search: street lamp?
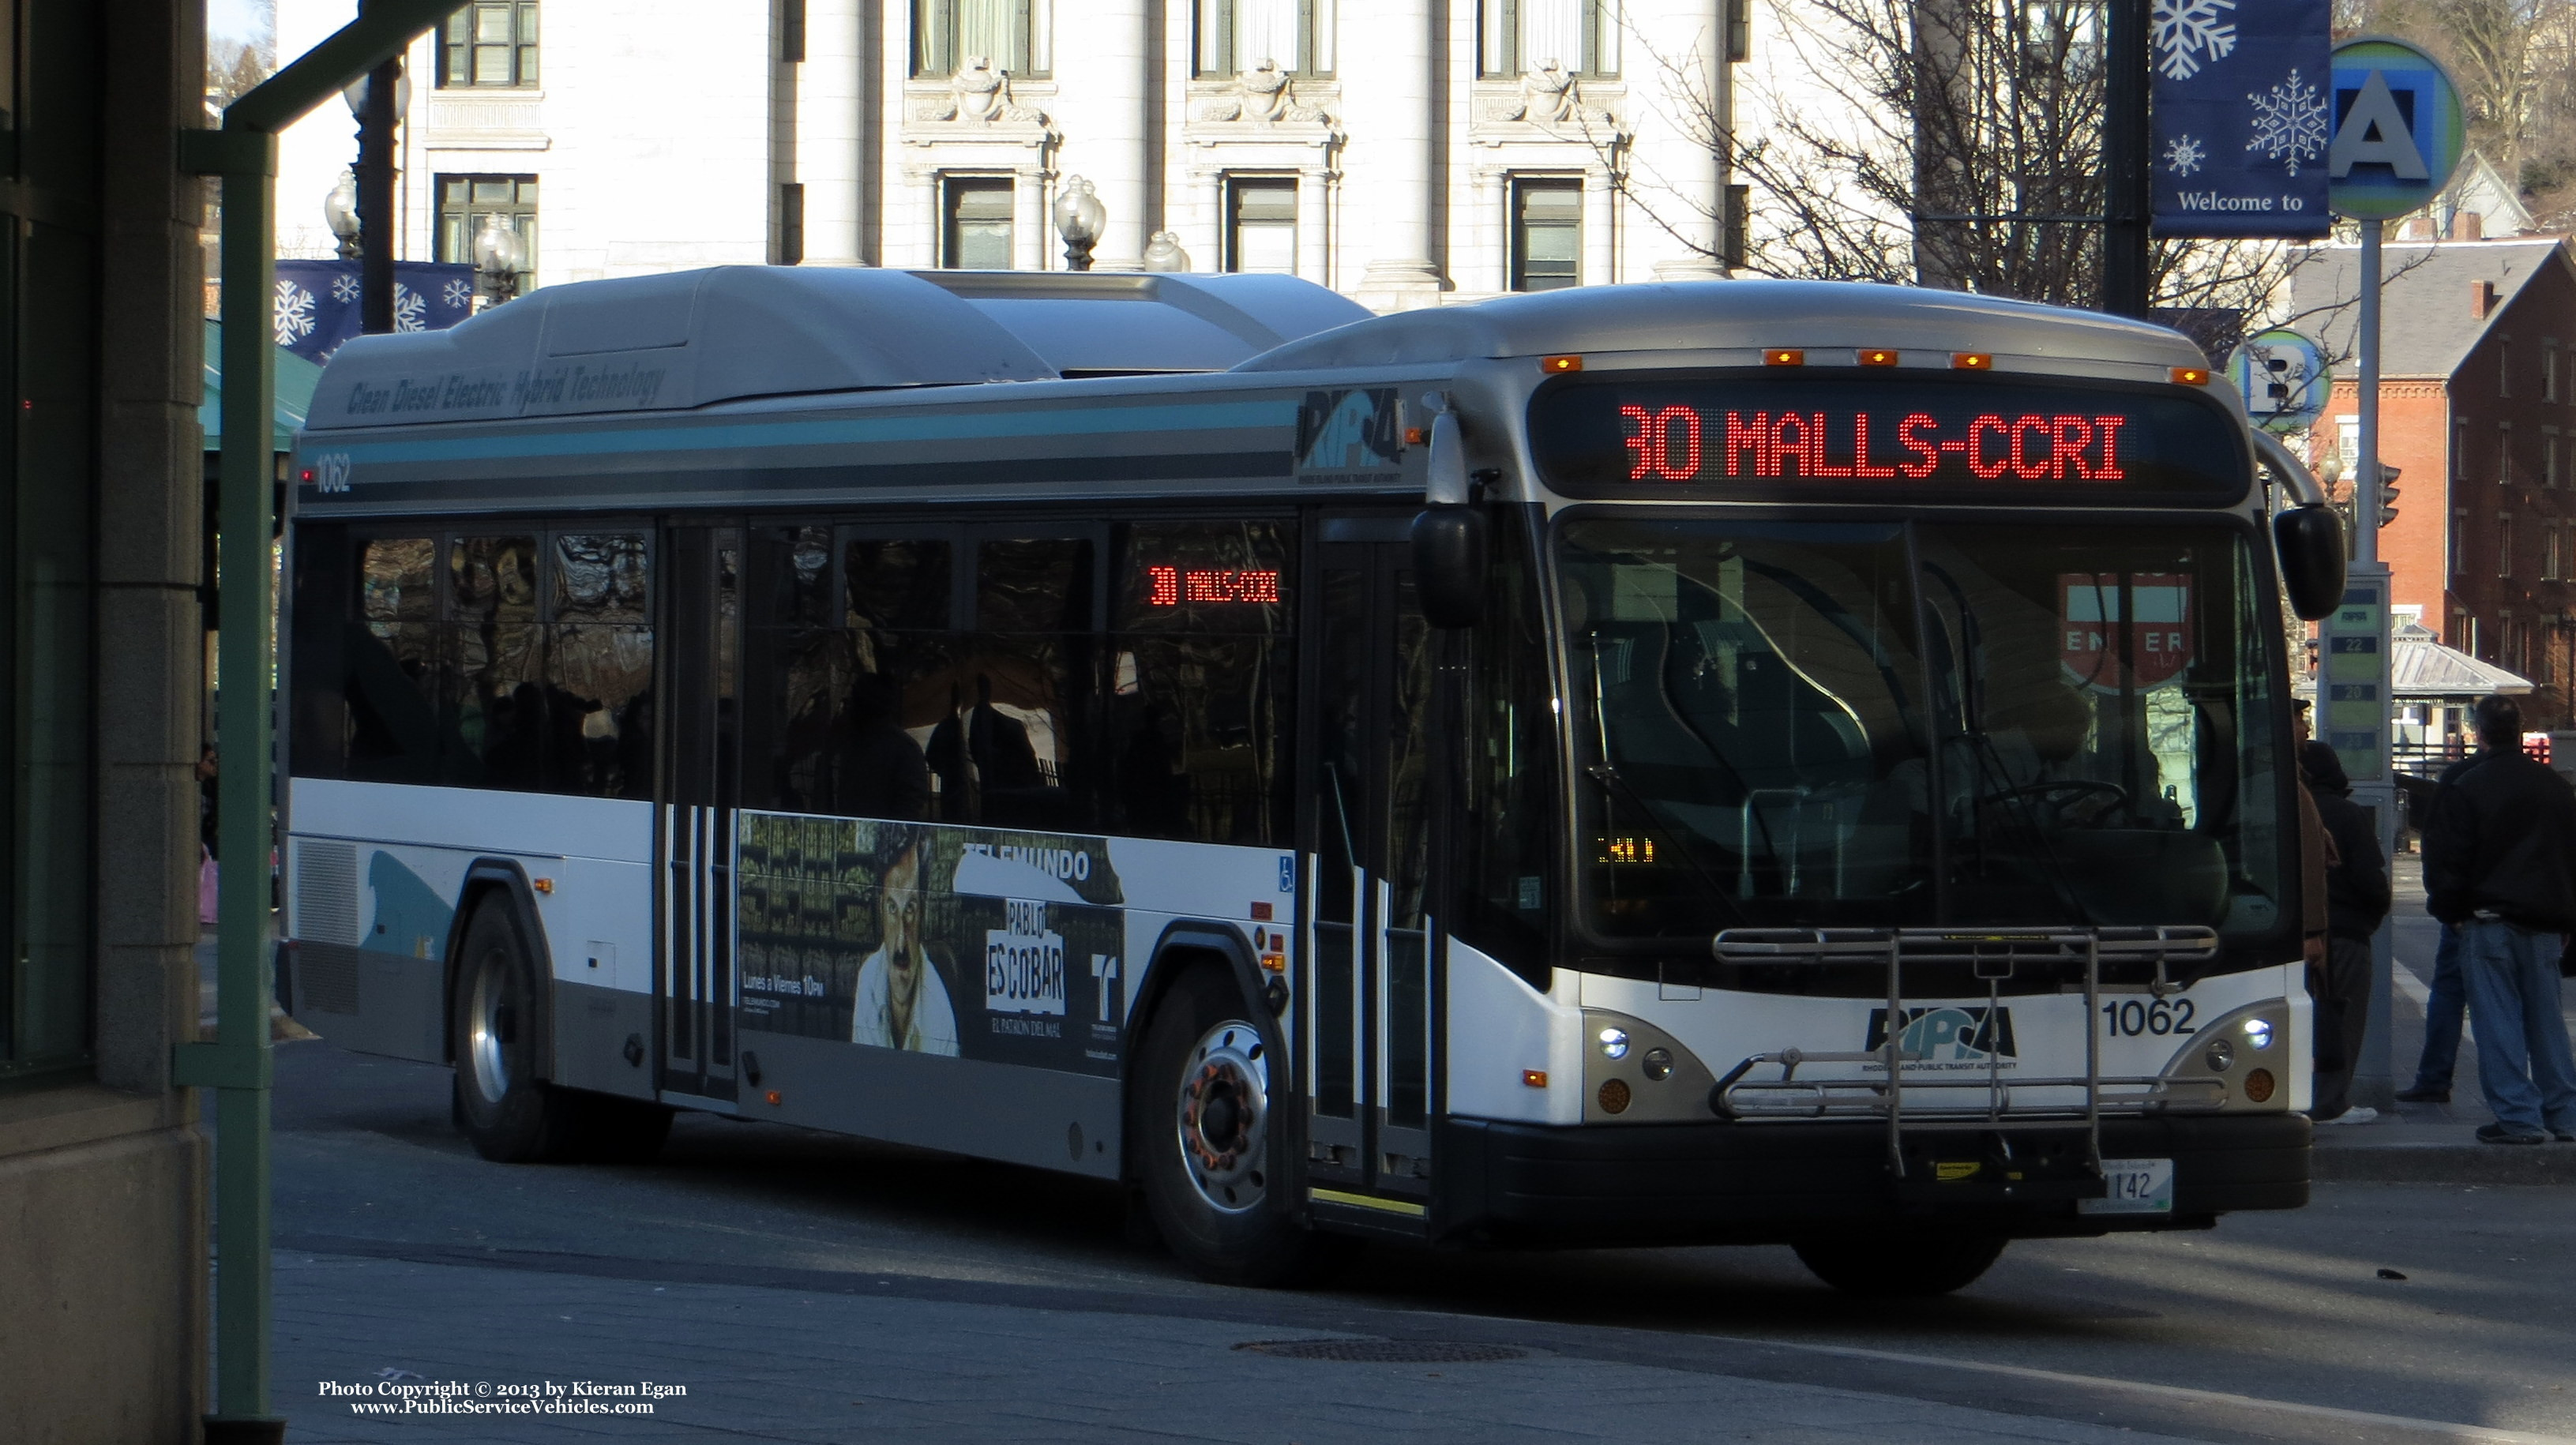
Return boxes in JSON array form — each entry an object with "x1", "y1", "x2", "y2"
[
  {"x1": 472, "y1": 213, "x2": 527, "y2": 305},
  {"x1": 324, "y1": 168, "x2": 361, "y2": 260},
  {"x1": 342, "y1": 60, "x2": 410, "y2": 333},
  {"x1": 1053, "y1": 176, "x2": 1105, "y2": 272},
  {"x1": 340, "y1": 68, "x2": 412, "y2": 122},
  {"x1": 1143, "y1": 231, "x2": 1191, "y2": 272}
]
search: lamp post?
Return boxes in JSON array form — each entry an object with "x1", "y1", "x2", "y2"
[
  {"x1": 342, "y1": 60, "x2": 408, "y2": 332},
  {"x1": 1142, "y1": 231, "x2": 1190, "y2": 272},
  {"x1": 324, "y1": 168, "x2": 361, "y2": 260},
  {"x1": 1054, "y1": 175, "x2": 1105, "y2": 272},
  {"x1": 472, "y1": 212, "x2": 527, "y2": 305}
]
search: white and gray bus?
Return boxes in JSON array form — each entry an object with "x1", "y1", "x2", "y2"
[{"x1": 280, "y1": 266, "x2": 2345, "y2": 1293}]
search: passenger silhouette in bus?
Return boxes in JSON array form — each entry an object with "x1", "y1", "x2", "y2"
[
  {"x1": 1117, "y1": 697, "x2": 1190, "y2": 836},
  {"x1": 924, "y1": 681, "x2": 973, "y2": 819},
  {"x1": 850, "y1": 829, "x2": 959, "y2": 1055},
  {"x1": 967, "y1": 672, "x2": 1044, "y2": 791},
  {"x1": 834, "y1": 670, "x2": 931, "y2": 820}
]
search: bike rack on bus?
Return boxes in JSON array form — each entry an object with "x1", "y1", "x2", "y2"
[{"x1": 1707, "y1": 926, "x2": 2223, "y2": 1179}]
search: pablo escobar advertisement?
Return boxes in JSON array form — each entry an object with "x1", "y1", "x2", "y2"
[{"x1": 734, "y1": 813, "x2": 1128, "y2": 1075}]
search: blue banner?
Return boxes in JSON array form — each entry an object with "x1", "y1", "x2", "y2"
[
  {"x1": 272, "y1": 260, "x2": 479, "y2": 366},
  {"x1": 2150, "y1": 0, "x2": 2333, "y2": 238}
]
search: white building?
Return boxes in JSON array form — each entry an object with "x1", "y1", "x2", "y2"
[{"x1": 272, "y1": 1, "x2": 1738, "y2": 310}]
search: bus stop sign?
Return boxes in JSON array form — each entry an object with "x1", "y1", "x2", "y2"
[
  {"x1": 2226, "y1": 328, "x2": 2330, "y2": 433},
  {"x1": 2327, "y1": 38, "x2": 2464, "y2": 220}
]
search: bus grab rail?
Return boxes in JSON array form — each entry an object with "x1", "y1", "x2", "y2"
[{"x1": 1706, "y1": 926, "x2": 2221, "y2": 1179}]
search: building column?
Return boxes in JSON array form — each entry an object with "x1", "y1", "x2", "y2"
[
  {"x1": 1296, "y1": 160, "x2": 1331, "y2": 283},
  {"x1": 1341, "y1": 0, "x2": 1443, "y2": 305},
  {"x1": 1468, "y1": 164, "x2": 1508, "y2": 295},
  {"x1": 798, "y1": 0, "x2": 868, "y2": 265},
  {"x1": 1048, "y1": 0, "x2": 1151, "y2": 269},
  {"x1": 1583, "y1": 163, "x2": 1617, "y2": 286},
  {"x1": 1633, "y1": 0, "x2": 1726, "y2": 280},
  {"x1": 1016, "y1": 165, "x2": 1051, "y2": 269}
]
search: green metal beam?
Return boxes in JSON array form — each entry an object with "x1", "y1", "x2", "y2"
[{"x1": 182, "y1": 4, "x2": 463, "y2": 1438}]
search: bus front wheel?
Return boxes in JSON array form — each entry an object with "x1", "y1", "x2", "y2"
[
  {"x1": 1793, "y1": 1234, "x2": 2007, "y2": 1297},
  {"x1": 1133, "y1": 965, "x2": 1316, "y2": 1287},
  {"x1": 450, "y1": 898, "x2": 580, "y2": 1163}
]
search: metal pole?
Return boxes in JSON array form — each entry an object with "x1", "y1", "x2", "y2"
[
  {"x1": 2351, "y1": 217, "x2": 2398, "y2": 1110},
  {"x1": 178, "y1": 12, "x2": 467, "y2": 1441},
  {"x1": 2101, "y1": 0, "x2": 2154, "y2": 317},
  {"x1": 358, "y1": 54, "x2": 400, "y2": 333}
]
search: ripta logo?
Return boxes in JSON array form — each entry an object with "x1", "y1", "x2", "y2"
[
  {"x1": 1864, "y1": 1005, "x2": 2018, "y2": 1065},
  {"x1": 1296, "y1": 388, "x2": 1401, "y2": 472}
]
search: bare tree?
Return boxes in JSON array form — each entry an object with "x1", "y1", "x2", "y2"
[{"x1": 1607, "y1": 0, "x2": 2294, "y2": 322}]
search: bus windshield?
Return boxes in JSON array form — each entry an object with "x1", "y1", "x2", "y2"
[{"x1": 1558, "y1": 516, "x2": 2289, "y2": 947}]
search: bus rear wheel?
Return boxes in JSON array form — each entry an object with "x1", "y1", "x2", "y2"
[
  {"x1": 1793, "y1": 1234, "x2": 2007, "y2": 1297},
  {"x1": 450, "y1": 898, "x2": 580, "y2": 1163},
  {"x1": 1133, "y1": 965, "x2": 1316, "y2": 1287}
]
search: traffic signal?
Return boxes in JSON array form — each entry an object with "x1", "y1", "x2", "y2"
[{"x1": 2376, "y1": 463, "x2": 2401, "y2": 527}]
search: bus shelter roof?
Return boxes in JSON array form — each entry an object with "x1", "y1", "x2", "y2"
[
  {"x1": 2390, "y1": 620, "x2": 2533, "y2": 698},
  {"x1": 201, "y1": 319, "x2": 324, "y2": 451}
]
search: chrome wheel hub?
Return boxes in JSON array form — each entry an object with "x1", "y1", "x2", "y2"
[
  {"x1": 1174, "y1": 1019, "x2": 1268, "y2": 1214},
  {"x1": 468, "y1": 955, "x2": 513, "y2": 1102}
]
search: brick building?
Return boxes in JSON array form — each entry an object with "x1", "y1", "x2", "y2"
[{"x1": 2298, "y1": 237, "x2": 2576, "y2": 729}]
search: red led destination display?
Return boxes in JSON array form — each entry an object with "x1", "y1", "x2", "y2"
[
  {"x1": 1143, "y1": 565, "x2": 1280, "y2": 606},
  {"x1": 1530, "y1": 374, "x2": 2246, "y2": 501}
]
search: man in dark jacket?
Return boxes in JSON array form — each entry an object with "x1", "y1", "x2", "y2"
[
  {"x1": 2420, "y1": 696, "x2": 2576, "y2": 1145},
  {"x1": 2300, "y1": 742, "x2": 2390, "y2": 1124}
]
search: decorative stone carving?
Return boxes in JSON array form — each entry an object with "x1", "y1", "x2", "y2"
[
  {"x1": 910, "y1": 58, "x2": 1047, "y2": 125},
  {"x1": 1192, "y1": 60, "x2": 1328, "y2": 126},
  {"x1": 1474, "y1": 62, "x2": 1617, "y2": 130}
]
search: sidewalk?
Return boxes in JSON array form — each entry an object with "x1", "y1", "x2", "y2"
[{"x1": 2308, "y1": 855, "x2": 2576, "y2": 1185}]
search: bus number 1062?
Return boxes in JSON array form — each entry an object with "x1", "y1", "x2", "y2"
[{"x1": 2101, "y1": 998, "x2": 2197, "y2": 1037}]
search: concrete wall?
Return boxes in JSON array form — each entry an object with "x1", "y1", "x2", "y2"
[{"x1": 0, "y1": 0, "x2": 211, "y2": 1439}]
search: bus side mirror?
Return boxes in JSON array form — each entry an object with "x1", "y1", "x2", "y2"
[
  {"x1": 2274, "y1": 505, "x2": 2345, "y2": 621},
  {"x1": 1413, "y1": 506, "x2": 1488, "y2": 629}
]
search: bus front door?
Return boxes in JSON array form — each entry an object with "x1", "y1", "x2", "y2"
[
  {"x1": 1305, "y1": 522, "x2": 1436, "y2": 1208},
  {"x1": 655, "y1": 525, "x2": 741, "y2": 1104}
]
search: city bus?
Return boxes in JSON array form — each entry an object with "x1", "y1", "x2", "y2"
[{"x1": 279, "y1": 265, "x2": 2346, "y2": 1294}]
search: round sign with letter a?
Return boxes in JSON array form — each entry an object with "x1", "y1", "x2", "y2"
[
  {"x1": 2327, "y1": 37, "x2": 2465, "y2": 220},
  {"x1": 2062, "y1": 574, "x2": 2193, "y2": 692}
]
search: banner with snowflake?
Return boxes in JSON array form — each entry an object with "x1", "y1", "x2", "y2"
[
  {"x1": 272, "y1": 261, "x2": 479, "y2": 366},
  {"x1": 2150, "y1": 0, "x2": 2331, "y2": 238}
]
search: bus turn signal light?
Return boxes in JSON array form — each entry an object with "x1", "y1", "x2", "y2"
[
  {"x1": 1764, "y1": 349, "x2": 1804, "y2": 367},
  {"x1": 2172, "y1": 365, "x2": 2211, "y2": 385},
  {"x1": 2242, "y1": 1068, "x2": 2276, "y2": 1104},
  {"x1": 1541, "y1": 354, "x2": 1583, "y2": 373},
  {"x1": 532, "y1": 877, "x2": 554, "y2": 894},
  {"x1": 764, "y1": 1090, "x2": 783, "y2": 1106},
  {"x1": 1951, "y1": 352, "x2": 1993, "y2": 370},
  {"x1": 1522, "y1": 1069, "x2": 1549, "y2": 1088},
  {"x1": 1260, "y1": 952, "x2": 1286, "y2": 973},
  {"x1": 1858, "y1": 348, "x2": 1899, "y2": 366}
]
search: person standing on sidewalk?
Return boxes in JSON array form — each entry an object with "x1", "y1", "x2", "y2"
[
  {"x1": 2398, "y1": 753, "x2": 2482, "y2": 1105},
  {"x1": 2420, "y1": 696, "x2": 2576, "y2": 1145},
  {"x1": 2300, "y1": 742, "x2": 2389, "y2": 1124}
]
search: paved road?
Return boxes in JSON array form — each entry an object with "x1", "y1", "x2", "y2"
[{"x1": 263, "y1": 1038, "x2": 2576, "y2": 1444}]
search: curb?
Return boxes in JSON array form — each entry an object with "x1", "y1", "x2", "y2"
[{"x1": 2312, "y1": 1142, "x2": 2576, "y2": 1185}]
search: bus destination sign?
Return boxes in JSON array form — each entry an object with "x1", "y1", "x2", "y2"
[{"x1": 1530, "y1": 374, "x2": 2247, "y2": 502}]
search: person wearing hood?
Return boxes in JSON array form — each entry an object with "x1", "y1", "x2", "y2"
[{"x1": 2300, "y1": 741, "x2": 2390, "y2": 1124}]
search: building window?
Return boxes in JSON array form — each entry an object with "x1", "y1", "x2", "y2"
[
  {"x1": 1726, "y1": 0, "x2": 1751, "y2": 61},
  {"x1": 783, "y1": 0, "x2": 808, "y2": 62},
  {"x1": 1478, "y1": 0, "x2": 1619, "y2": 77},
  {"x1": 2499, "y1": 511, "x2": 2514, "y2": 579},
  {"x1": 439, "y1": 2, "x2": 539, "y2": 88},
  {"x1": 941, "y1": 176, "x2": 1015, "y2": 268},
  {"x1": 2454, "y1": 417, "x2": 2469, "y2": 485},
  {"x1": 779, "y1": 183, "x2": 805, "y2": 265},
  {"x1": 2548, "y1": 428, "x2": 2561, "y2": 490},
  {"x1": 2546, "y1": 523, "x2": 2563, "y2": 581},
  {"x1": 434, "y1": 175, "x2": 538, "y2": 294},
  {"x1": 2453, "y1": 505, "x2": 2469, "y2": 576},
  {"x1": 914, "y1": 0, "x2": 1046, "y2": 78},
  {"x1": 1194, "y1": 0, "x2": 1332, "y2": 77},
  {"x1": 2500, "y1": 422, "x2": 2514, "y2": 485},
  {"x1": 1722, "y1": 183, "x2": 1750, "y2": 272},
  {"x1": 2501, "y1": 340, "x2": 2513, "y2": 399},
  {"x1": 1511, "y1": 177, "x2": 1582, "y2": 291},
  {"x1": 1225, "y1": 178, "x2": 1297, "y2": 273},
  {"x1": 2548, "y1": 341, "x2": 2562, "y2": 403}
]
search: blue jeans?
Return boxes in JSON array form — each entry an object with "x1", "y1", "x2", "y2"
[
  {"x1": 2409, "y1": 923, "x2": 2467, "y2": 1091},
  {"x1": 2458, "y1": 919, "x2": 2576, "y2": 1135}
]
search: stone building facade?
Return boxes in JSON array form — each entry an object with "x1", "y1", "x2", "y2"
[{"x1": 272, "y1": 1, "x2": 1736, "y2": 309}]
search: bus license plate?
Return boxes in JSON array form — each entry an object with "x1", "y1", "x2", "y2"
[{"x1": 2081, "y1": 1158, "x2": 2174, "y2": 1214}]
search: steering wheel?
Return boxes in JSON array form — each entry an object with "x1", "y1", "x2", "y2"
[{"x1": 1985, "y1": 779, "x2": 2131, "y2": 821}]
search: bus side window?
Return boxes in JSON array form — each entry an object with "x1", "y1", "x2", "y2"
[
  {"x1": 1105, "y1": 520, "x2": 1297, "y2": 846},
  {"x1": 742, "y1": 526, "x2": 843, "y2": 812},
  {"x1": 548, "y1": 532, "x2": 653, "y2": 800},
  {"x1": 841, "y1": 535, "x2": 953, "y2": 822},
  {"x1": 287, "y1": 524, "x2": 353, "y2": 780},
  {"x1": 1456, "y1": 513, "x2": 1553, "y2": 986},
  {"x1": 967, "y1": 536, "x2": 1096, "y2": 831},
  {"x1": 339, "y1": 534, "x2": 442, "y2": 784},
  {"x1": 444, "y1": 535, "x2": 543, "y2": 789}
]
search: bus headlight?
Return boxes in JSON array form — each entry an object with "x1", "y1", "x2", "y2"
[
  {"x1": 2203, "y1": 1038, "x2": 2235, "y2": 1072},
  {"x1": 2241, "y1": 1018, "x2": 2274, "y2": 1050},
  {"x1": 1597, "y1": 1027, "x2": 1630, "y2": 1060}
]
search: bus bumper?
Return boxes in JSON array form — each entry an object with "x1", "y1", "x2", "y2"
[{"x1": 1433, "y1": 1113, "x2": 2310, "y2": 1248}]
